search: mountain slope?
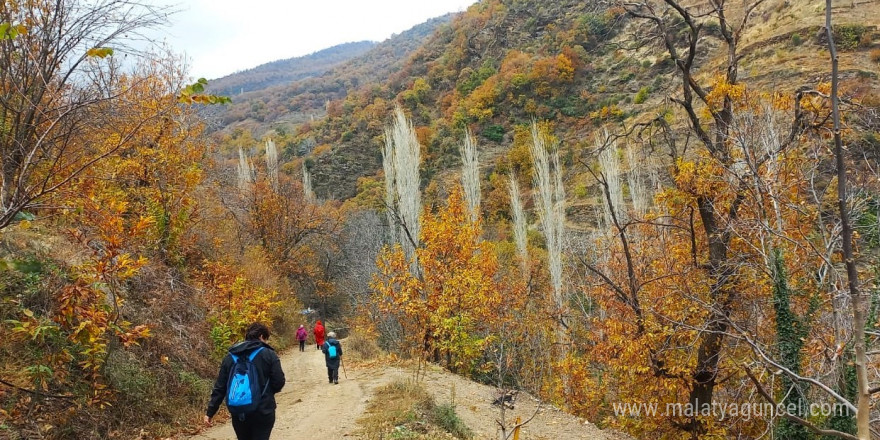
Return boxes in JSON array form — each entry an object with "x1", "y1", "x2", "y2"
[
  {"x1": 207, "y1": 41, "x2": 377, "y2": 97},
  {"x1": 207, "y1": 14, "x2": 456, "y2": 131},
  {"x1": 291, "y1": 0, "x2": 879, "y2": 201}
]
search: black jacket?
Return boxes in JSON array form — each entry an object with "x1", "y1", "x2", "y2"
[
  {"x1": 321, "y1": 338, "x2": 343, "y2": 368},
  {"x1": 206, "y1": 340, "x2": 286, "y2": 417}
]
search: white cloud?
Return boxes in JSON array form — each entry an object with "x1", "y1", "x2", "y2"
[{"x1": 147, "y1": 0, "x2": 476, "y2": 79}]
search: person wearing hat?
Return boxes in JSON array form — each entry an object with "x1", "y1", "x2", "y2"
[
  {"x1": 321, "y1": 331, "x2": 343, "y2": 384},
  {"x1": 295, "y1": 324, "x2": 308, "y2": 352}
]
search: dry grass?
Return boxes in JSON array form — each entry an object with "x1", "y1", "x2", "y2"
[
  {"x1": 357, "y1": 380, "x2": 472, "y2": 440},
  {"x1": 345, "y1": 330, "x2": 384, "y2": 361}
]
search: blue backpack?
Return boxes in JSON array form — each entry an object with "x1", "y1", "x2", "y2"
[
  {"x1": 226, "y1": 347, "x2": 268, "y2": 414},
  {"x1": 326, "y1": 342, "x2": 338, "y2": 359}
]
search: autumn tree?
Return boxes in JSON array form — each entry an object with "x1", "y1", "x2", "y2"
[
  {"x1": 6, "y1": 50, "x2": 208, "y2": 410},
  {"x1": 528, "y1": 122, "x2": 567, "y2": 349},
  {"x1": 616, "y1": 0, "x2": 780, "y2": 433},
  {"x1": 372, "y1": 187, "x2": 502, "y2": 373},
  {"x1": 383, "y1": 105, "x2": 423, "y2": 265},
  {"x1": 0, "y1": 0, "x2": 171, "y2": 229}
]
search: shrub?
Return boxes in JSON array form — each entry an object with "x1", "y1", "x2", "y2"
[
  {"x1": 105, "y1": 351, "x2": 157, "y2": 403},
  {"x1": 871, "y1": 49, "x2": 880, "y2": 63},
  {"x1": 654, "y1": 55, "x2": 674, "y2": 70},
  {"x1": 432, "y1": 403, "x2": 473, "y2": 439},
  {"x1": 634, "y1": 86, "x2": 650, "y2": 104},
  {"x1": 860, "y1": 32, "x2": 874, "y2": 48},
  {"x1": 482, "y1": 124, "x2": 505, "y2": 143},
  {"x1": 835, "y1": 25, "x2": 867, "y2": 50},
  {"x1": 703, "y1": 21, "x2": 722, "y2": 38},
  {"x1": 178, "y1": 370, "x2": 212, "y2": 401},
  {"x1": 346, "y1": 331, "x2": 382, "y2": 360},
  {"x1": 358, "y1": 380, "x2": 473, "y2": 439},
  {"x1": 790, "y1": 33, "x2": 803, "y2": 46}
]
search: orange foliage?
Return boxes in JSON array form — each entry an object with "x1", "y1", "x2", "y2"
[
  {"x1": 371, "y1": 187, "x2": 502, "y2": 372},
  {"x1": 196, "y1": 259, "x2": 280, "y2": 356}
]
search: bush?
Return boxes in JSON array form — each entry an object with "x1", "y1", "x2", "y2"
[
  {"x1": 482, "y1": 124, "x2": 505, "y2": 143},
  {"x1": 654, "y1": 55, "x2": 674, "y2": 70},
  {"x1": 105, "y1": 351, "x2": 157, "y2": 404},
  {"x1": 634, "y1": 86, "x2": 650, "y2": 104},
  {"x1": 871, "y1": 49, "x2": 880, "y2": 63},
  {"x1": 346, "y1": 331, "x2": 382, "y2": 360},
  {"x1": 432, "y1": 403, "x2": 473, "y2": 439},
  {"x1": 790, "y1": 33, "x2": 803, "y2": 46},
  {"x1": 178, "y1": 370, "x2": 212, "y2": 401},
  {"x1": 835, "y1": 25, "x2": 867, "y2": 50}
]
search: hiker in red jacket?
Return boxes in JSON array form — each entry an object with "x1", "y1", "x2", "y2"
[
  {"x1": 296, "y1": 324, "x2": 308, "y2": 352},
  {"x1": 314, "y1": 320, "x2": 325, "y2": 350}
]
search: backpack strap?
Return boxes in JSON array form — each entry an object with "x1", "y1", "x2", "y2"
[{"x1": 228, "y1": 346, "x2": 264, "y2": 363}]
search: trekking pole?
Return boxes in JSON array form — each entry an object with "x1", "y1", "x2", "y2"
[{"x1": 341, "y1": 356, "x2": 348, "y2": 379}]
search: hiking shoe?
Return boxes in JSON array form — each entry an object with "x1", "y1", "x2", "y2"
[{"x1": 334, "y1": 380, "x2": 339, "y2": 384}]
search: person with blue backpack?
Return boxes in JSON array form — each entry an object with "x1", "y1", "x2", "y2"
[
  {"x1": 204, "y1": 322, "x2": 286, "y2": 440},
  {"x1": 321, "y1": 331, "x2": 343, "y2": 384}
]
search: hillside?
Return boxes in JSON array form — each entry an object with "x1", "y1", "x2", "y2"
[
  {"x1": 206, "y1": 41, "x2": 377, "y2": 97},
  {"x1": 206, "y1": 14, "x2": 455, "y2": 133},
  {"x1": 228, "y1": 0, "x2": 878, "y2": 201}
]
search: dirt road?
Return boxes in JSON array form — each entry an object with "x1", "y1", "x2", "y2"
[
  {"x1": 189, "y1": 345, "x2": 375, "y2": 439},
  {"x1": 187, "y1": 346, "x2": 628, "y2": 439}
]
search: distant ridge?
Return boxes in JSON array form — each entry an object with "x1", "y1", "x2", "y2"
[
  {"x1": 207, "y1": 41, "x2": 377, "y2": 96},
  {"x1": 206, "y1": 13, "x2": 456, "y2": 129}
]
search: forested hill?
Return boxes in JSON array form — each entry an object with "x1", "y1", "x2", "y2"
[
  {"x1": 206, "y1": 13, "x2": 455, "y2": 130},
  {"x1": 206, "y1": 41, "x2": 377, "y2": 97},
  {"x1": 221, "y1": 0, "x2": 878, "y2": 201}
]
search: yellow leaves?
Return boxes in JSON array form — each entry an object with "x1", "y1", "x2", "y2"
[
  {"x1": 463, "y1": 76, "x2": 499, "y2": 122},
  {"x1": 0, "y1": 22, "x2": 27, "y2": 40},
  {"x1": 198, "y1": 260, "x2": 281, "y2": 352},
  {"x1": 673, "y1": 156, "x2": 722, "y2": 196},
  {"x1": 771, "y1": 91, "x2": 791, "y2": 111},
  {"x1": 589, "y1": 104, "x2": 623, "y2": 121},
  {"x1": 119, "y1": 324, "x2": 151, "y2": 348},
  {"x1": 86, "y1": 47, "x2": 113, "y2": 58},
  {"x1": 178, "y1": 78, "x2": 231, "y2": 105},
  {"x1": 371, "y1": 187, "x2": 502, "y2": 372},
  {"x1": 704, "y1": 74, "x2": 746, "y2": 116},
  {"x1": 555, "y1": 53, "x2": 575, "y2": 82}
]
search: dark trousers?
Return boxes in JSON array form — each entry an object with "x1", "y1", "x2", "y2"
[
  {"x1": 298, "y1": 340, "x2": 305, "y2": 352},
  {"x1": 327, "y1": 367, "x2": 339, "y2": 383},
  {"x1": 231, "y1": 411, "x2": 275, "y2": 440}
]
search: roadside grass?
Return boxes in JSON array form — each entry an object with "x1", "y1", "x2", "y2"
[{"x1": 358, "y1": 380, "x2": 472, "y2": 439}]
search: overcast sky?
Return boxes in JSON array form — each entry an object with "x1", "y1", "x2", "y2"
[{"x1": 148, "y1": 0, "x2": 478, "y2": 79}]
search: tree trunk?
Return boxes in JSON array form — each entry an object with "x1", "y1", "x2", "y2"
[{"x1": 825, "y1": 1, "x2": 870, "y2": 438}]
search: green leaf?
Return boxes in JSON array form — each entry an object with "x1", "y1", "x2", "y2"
[
  {"x1": 0, "y1": 23, "x2": 23, "y2": 40},
  {"x1": 178, "y1": 78, "x2": 231, "y2": 106}
]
